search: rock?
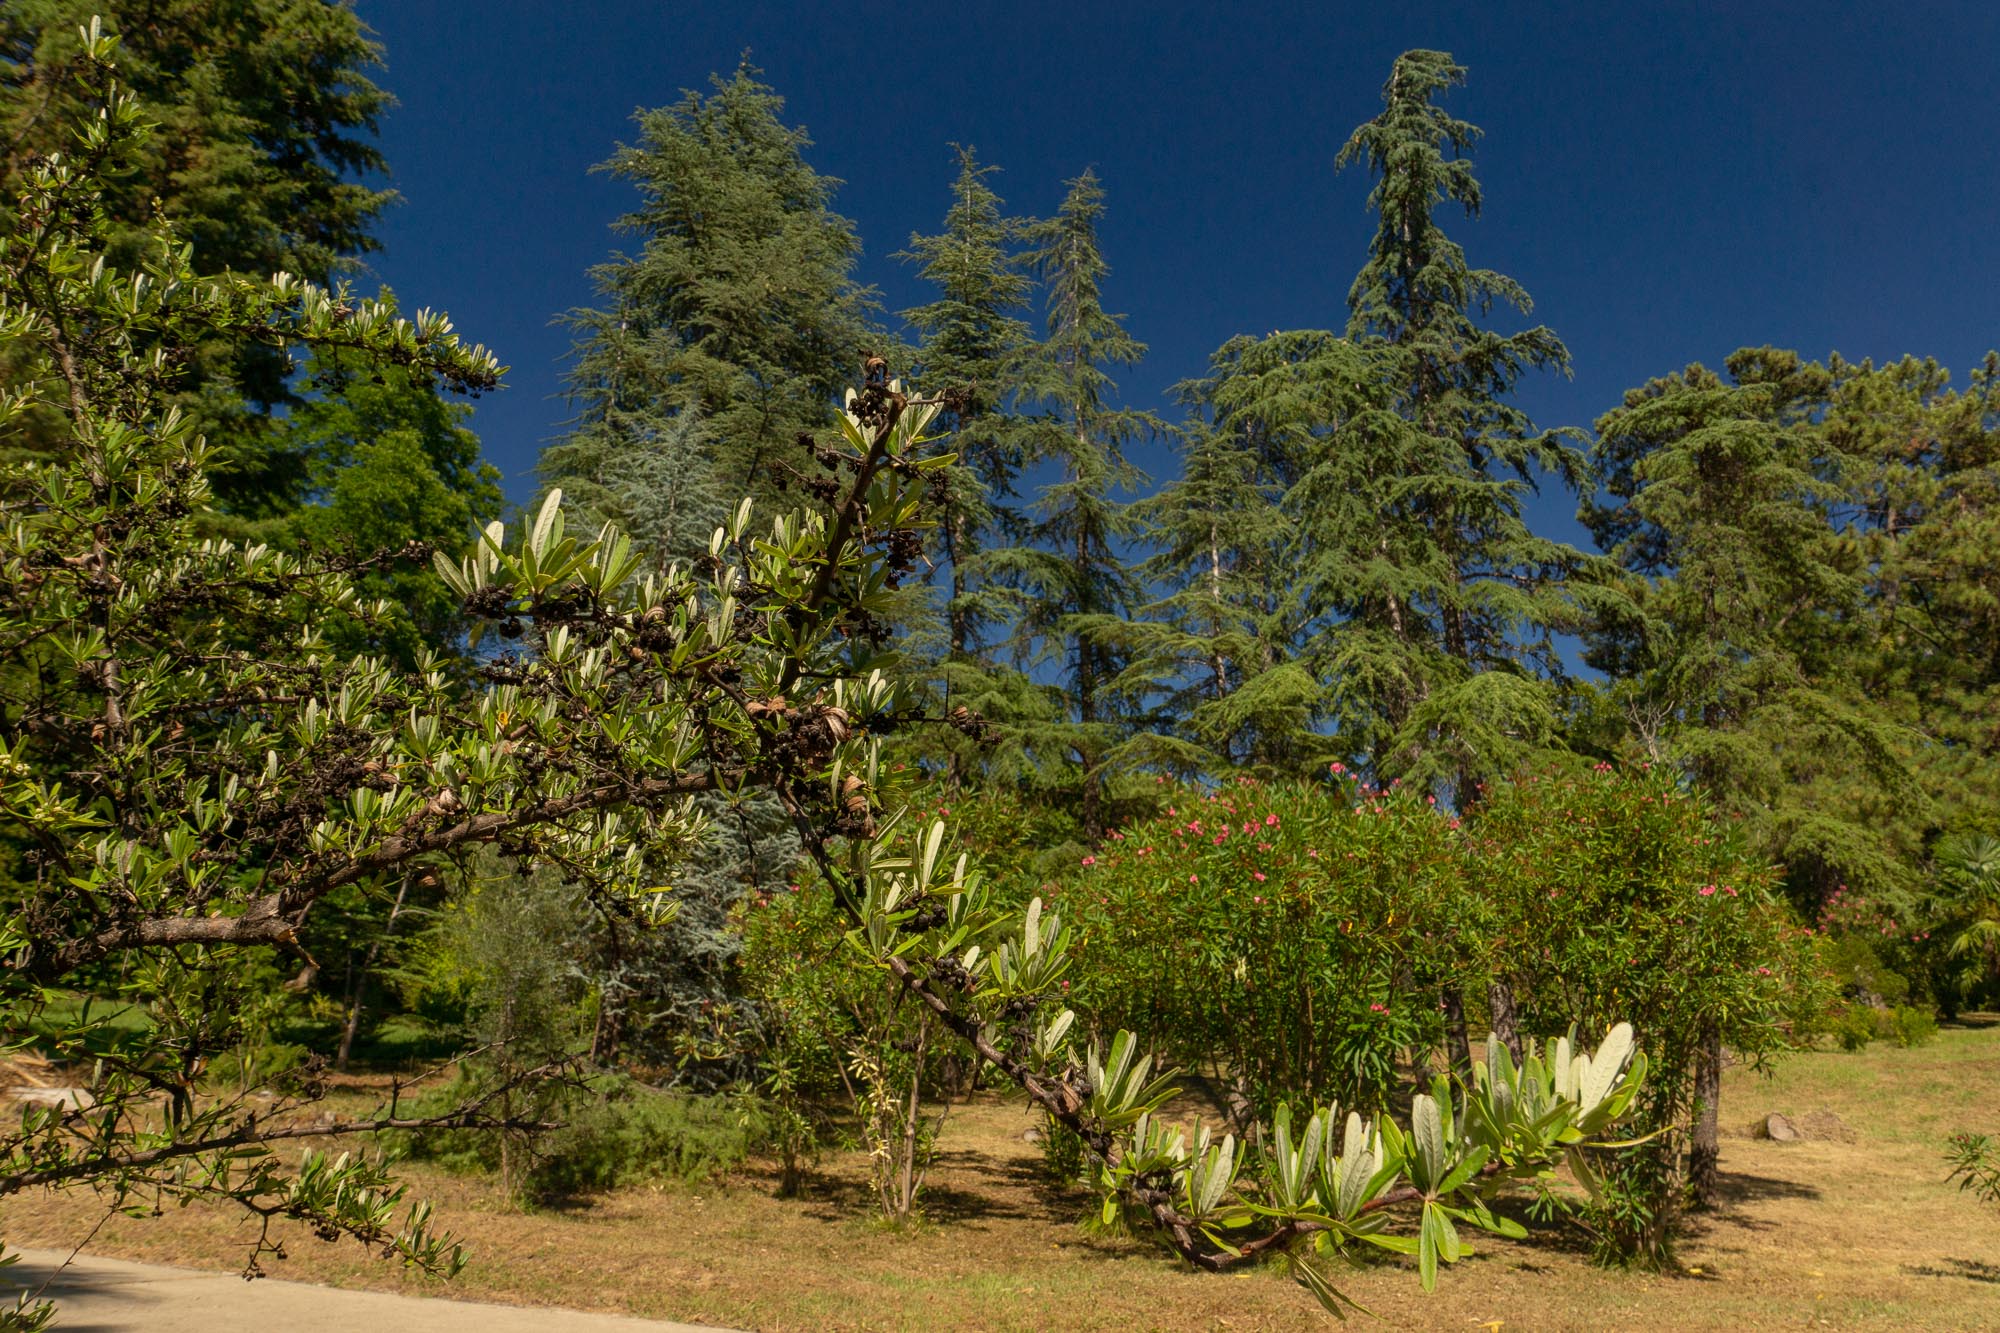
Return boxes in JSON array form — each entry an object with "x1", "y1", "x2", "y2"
[
  {"x1": 9, "y1": 1086, "x2": 94, "y2": 1110},
  {"x1": 1760, "y1": 1112, "x2": 1801, "y2": 1142}
]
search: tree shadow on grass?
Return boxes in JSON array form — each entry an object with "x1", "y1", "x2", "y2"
[
  {"x1": 1903, "y1": 1257, "x2": 2000, "y2": 1285},
  {"x1": 1711, "y1": 1170, "x2": 1820, "y2": 1208}
]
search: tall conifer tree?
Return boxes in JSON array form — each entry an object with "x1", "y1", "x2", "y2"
[
  {"x1": 1001, "y1": 171, "x2": 1153, "y2": 840},
  {"x1": 544, "y1": 64, "x2": 876, "y2": 520},
  {"x1": 1126, "y1": 336, "x2": 1353, "y2": 775},
  {"x1": 1322, "y1": 48, "x2": 1594, "y2": 797},
  {"x1": 1, "y1": 0, "x2": 400, "y2": 514},
  {"x1": 897, "y1": 145, "x2": 1036, "y2": 662},
  {"x1": 1825, "y1": 353, "x2": 2000, "y2": 842},
  {"x1": 1582, "y1": 349, "x2": 1929, "y2": 903}
]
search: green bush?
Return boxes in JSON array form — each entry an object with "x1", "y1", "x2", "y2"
[
  {"x1": 1059, "y1": 776, "x2": 1463, "y2": 1115},
  {"x1": 1826, "y1": 1002, "x2": 1937, "y2": 1052},
  {"x1": 1832, "y1": 1007, "x2": 1877, "y2": 1052},
  {"x1": 1882, "y1": 1004, "x2": 1938, "y2": 1048},
  {"x1": 1818, "y1": 931, "x2": 1911, "y2": 1007},
  {"x1": 1475, "y1": 767, "x2": 1828, "y2": 1266},
  {"x1": 529, "y1": 1079, "x2": 767, "y2": 1196},
  {"x1": 412, "y1": 1075, "x2": 763, "y2": 1201}
]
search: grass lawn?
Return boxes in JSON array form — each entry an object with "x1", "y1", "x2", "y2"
[{"x1": 7, "y1": 1025, "x2": 2000, "y2": 1330}]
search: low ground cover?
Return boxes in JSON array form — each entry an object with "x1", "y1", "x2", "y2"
[{"x1": 8, "y1": 1026, "x2": 2000, "y2": 1330}]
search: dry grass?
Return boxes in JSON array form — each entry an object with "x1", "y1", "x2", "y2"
[{"x1": 8, "y1": 1026, "x2": 2000, "y2": 1330}]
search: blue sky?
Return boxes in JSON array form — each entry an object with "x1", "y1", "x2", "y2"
[{"x1": 354, "y1": 1, "x2": 2000, "y2": 546}]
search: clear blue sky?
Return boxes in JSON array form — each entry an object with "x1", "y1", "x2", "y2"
[{"x1": 354, "y1": 1, "x2": 2000, "y2": 547}]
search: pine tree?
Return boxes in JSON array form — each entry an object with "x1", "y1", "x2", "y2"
[
  {"x1": 1125, "y1": 335, "x2": 1353, "y2": 775},
  {"x1": 271, "y1": 335, "x2": 504, "y2": 664},
  {"x1": 544, "y1": 64, "x2": 877, "y2": 514},
  {"x1": 1000, "y1": 171, "x2": 1154, "y2": 840},
  {"x1": 1320, "y1": 49, "x2": 1595, "y2": 796},
  {"x1": 1825, "y1": 352, "x2": 2000, "y2": 842},
  {"x1": 1582, "y1": 348, "x2": 1922, "y2": 902},
  {"x1": 897, "y1": 145, "x2": 1036, "y2": 662},
  {"x1": 0, "y1": 0, "x2": 391, "y2": 284}
]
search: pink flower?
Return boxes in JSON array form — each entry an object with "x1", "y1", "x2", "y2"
[
  {"x1": 1253, "y1": 872, "x2": 1267, "y2": 882},
  {"x1": 1307, "y1": 848, "x2": 1319, "y2": 858},
  {"x1": 1081, "y1": 856, "x2": 1096, "y2": 867},
  {"x1": 1426, "y1": 795, "x2": 1437, "y2": 806},
  {"x1": 1253, "y1": 895, "x2": 1264, "y2": 904},
  {"x1": 1264, "y1": 813, "x2": 1279, "y2": 828},
  {"x1": 1756, "y1": 967, "x2": 1771, "y2": 976},
  {"x1": 1699, "y1": 885, "x2": 1716, "y2": 896},
  {"x1": 1189, "y1": 874, "x2": 1199, "y2": 884},
  {"x1": 1369, "y1": 1002, "x2": 1388, "y2": 1014},
  {"x1": 1330, "y1": 762, "x2": 1345, "y2": 774}
]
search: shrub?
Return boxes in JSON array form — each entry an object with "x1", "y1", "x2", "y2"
[
  {"x1": 412, "y1": 1075, "x2": 762, "y2": 1202},
  {"x1": 1825, "y1": 1002, "x2": 1937, "y2": 1052},
  {"x1": 1831, "y1": 1006, "x2": 1877, "y2": 1052},
  {"x1": 527, "y1": 1080, "x2": 766, "y2": 1197},
  {"x1": 1883, "y1": 1004, "x2": 1938, "y2": 1048},
  {"x1": 1445, "y1": 766, "x2": 1828, "y2": 1265},
  {"x1": 1818, "y1": 933, "x2": 1911, "y2": 1007},
  {"x1": 1058, "y1": 776, "x2": 1466, "y2": 1115}
]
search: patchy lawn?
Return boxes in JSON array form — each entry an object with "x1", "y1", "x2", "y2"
[{"x1": 8, "y1": 1026, "x2": 2000, "y2": 1331}]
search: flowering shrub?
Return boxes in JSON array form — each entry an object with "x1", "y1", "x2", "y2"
[
  {"x1": 1047, "y1": 765, "x2": 1828, "y2": 1264},
  {"x1": 1473, "y1": 767, "x2": 1828, "y2": 1261},
  {"x1": 1057, "y1": 776, "x2": 1479, "y2": 1114},
  {"x1": 1474, "y1": 768, "x2": 1822, "y2": 1063}
]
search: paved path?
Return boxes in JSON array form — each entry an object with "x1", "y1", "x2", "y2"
[{"x1": 6, "y1": 1249, "x2": 731, "y2": 1332}]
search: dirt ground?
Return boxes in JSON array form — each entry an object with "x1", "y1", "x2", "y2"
[{"x1": 7, "y1": 1026, "x2": 2000, "y2": 1331}]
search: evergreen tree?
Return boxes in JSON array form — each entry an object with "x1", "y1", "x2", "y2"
[
  {"x1": 1125, "y1": 336, "x2": 1351, "y2": 775},
  {"x1": 0, "y1": 0, "x2": 390, "y2": 284},
  {"x1": 1581, "y1": 348, "x2": 1923, "y2": 903},
  {"x1": 544, "y1": 64, "x2": 877, "y2": 514},
  {"x1": 1320, "y1": 48, "x2": 1596, "y2": 797},
  {"x1": 1825, "y1": 352, "x2": 2000, "y2": 843},
  {"x1": 271, "y1": 335, "x2": 505, "y2": 665},
  {"x1": 896, "y1": 145, "x2": 1036, "y2": 662},
  {"x1": 1001, "y1": 171, "x2": 1154, "y2": 840}
]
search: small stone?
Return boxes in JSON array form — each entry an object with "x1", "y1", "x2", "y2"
[{"x1": 1762, "y1": 1112, "x2": 1800, "y2": 1142}]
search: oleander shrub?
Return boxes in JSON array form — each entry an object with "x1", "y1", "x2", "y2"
[
  {"x1": 1058, "y1": 775, "x2": 1476, "y2": 1116},
  {"x1": 1473, "y1": 765, "x2": 1828, "y2": 1263}
]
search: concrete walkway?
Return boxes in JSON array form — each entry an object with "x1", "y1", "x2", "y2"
[{"x1": 5, "y1": 1249, "x2": 731, "y2": 1332}]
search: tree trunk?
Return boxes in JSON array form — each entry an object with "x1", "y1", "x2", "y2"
[
  {"x1": 335, "y1": 875, "x2": 410, "y2": 1072},
  {"x1": 1487, "y1": 979, "x2": 1522, "y2": 1064},
  {"x1": 1441, "y1": 986, "x2": 1473, "y2": 1076},
  {"x1": 1689, "y1": 1019, "x2": 1723, "y2": 1209},
  {"x1": 897, "y1": 1016, "x2": 929, "y2": 1217}
]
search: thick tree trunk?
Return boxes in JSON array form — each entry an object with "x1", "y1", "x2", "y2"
[
  {"x1": 1487, "y1": 979, "x2": 1522, "y2": 1064},
  {"x1": 1441, "y1": 986, "x2": 1473, "y2": 1076},
  {"x1": 1689, "y1": 1019, "x2": 1723, "y2": 1209}
]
